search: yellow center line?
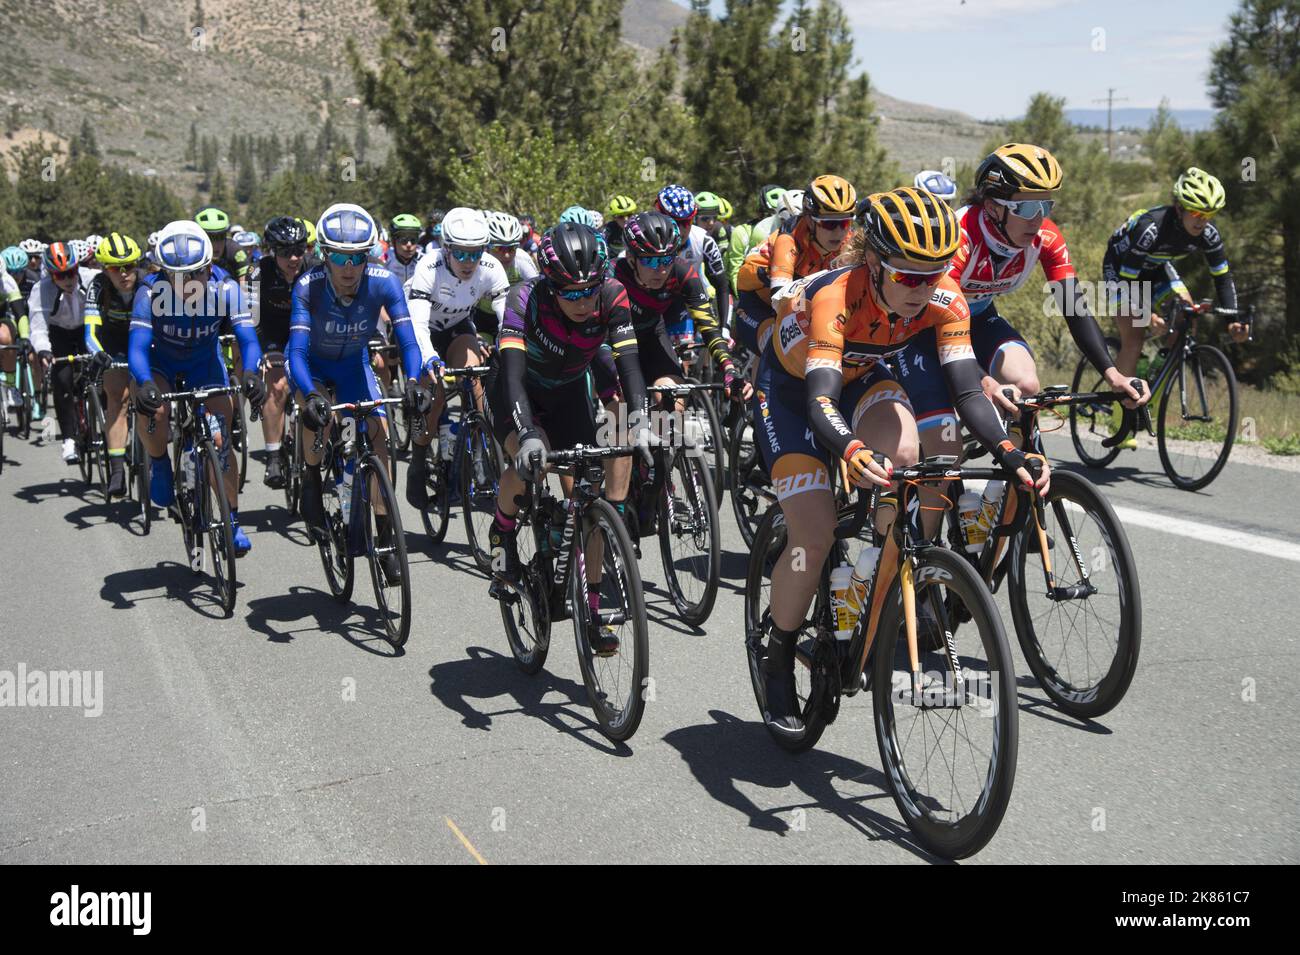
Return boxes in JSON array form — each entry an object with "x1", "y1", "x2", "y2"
[{"x1": 445, "y1": 816, "x2": 488, "y2": 865}]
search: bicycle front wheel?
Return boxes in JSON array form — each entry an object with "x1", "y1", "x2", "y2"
[
  {"x1": 77, "y1": 393, "x2": 94, "y2": 486},
  {"x1": 417, "y1": 443, "x2": 452, "y2": 543},
  {"x1": 89, "y1": 388, "x2": 109, "y2": 497},
  {"x1": 233, "y1": 395, "x2": 249, "y2": 494},
  {"x1": 198, "y1": 442, "x2": 238, "y2": 616},
  {"x1": 1068, "y1": 338, "x2": 1124, "y2": 469},
  {"x1": 318, "y1": 451, "x2": 355, "y2": 602},
  {"x1": 132, "y1": 423, "x2": 152, "y2": 534},
  {"x1": 727, "y1": 409, "x2": 771, "y2": 548},
  {"x1": 872, "y1": 546, "x2": 1018, "y2": 860},
  {"x1": 499, "y1": 516, "x2": 550, "y2": 674},
  {"x1": 684, "y1": 379, "x2": 725, "y2": 502},
  {"x1": 571, "y1": 497, "x2": 649, "y2": 742},
  {"x1": 362, "y1": 456, "x2": 411, "y2": 647},
  {"x1": 657, "y1": 447, "x2": 720, "y2": 626},
  {"x1": 460, "y1": 417, "x2": 501, "y2": 574},
  {"x1": 1157, "y1": 345, "x2": 1238, "y2": 491},
  {"x1": 283, "y1": 414, "x2": 302, "y2": 514}
]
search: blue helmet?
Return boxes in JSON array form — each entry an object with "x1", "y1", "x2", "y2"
[
  {"x1": 558, "y1": 205, "x2": 596, "y2": 229},
  {"x1": 155, "y1": 221, "x2": 213, "y2": 273},
  {"x1": 316, "y1": 203, "x2": 377, "y2": 253},
  {"x1": 914, "y1": 170, "x2": 958, "y2": 202},
  {"x1": 655, "y1": 184, "x2": 697, "y2": 221},
  {"x1": 2, "y1": 245, "x2": 28, "y2": 275}
]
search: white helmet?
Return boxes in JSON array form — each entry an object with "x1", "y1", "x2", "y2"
[
  {"x1": 588, "y1": 210, "x2": 604, "y2": 229},
  {"x1": 316, "y1": 202, "x2": 377, "y2": 253},
  {"x1": 68, "y1": 238, "x2": 92, "y2": 263},
  {"x1": 147, "y1": 231, "x2": 160, "y2": 250},
  {"x1": 778, "y1": 189, "x2": 804, "y2": 221},
  {"x1": 485, "y1": 211, "x2": 524, "y2": 246},
  {"x1": 154, "y1": 220, "x2": 213, "y2": 273},
  {"x1": 914, "y1": 170, "x2": 958, "y2": 202},
  {"x1": 440, "y1": 207, "x2": 490, "y2": 248},
  {"x1": 19, "y1": 238, "x2": 42, "y2": 255},
  {"x1": 85, "y1": 234, "x2": 103, "y2": 252}
]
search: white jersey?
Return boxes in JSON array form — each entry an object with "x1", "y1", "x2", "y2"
[
  {"x1": 384, "y1": 247, "x2": 421, "y2": 288},
  {"x1": 27, "y1": 268, "x2": 95, "y2": 353},
  {"x1": 405, "y1": 248, "x2": 509, "y2": 365}
]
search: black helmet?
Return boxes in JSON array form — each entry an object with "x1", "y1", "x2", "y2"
[
  {"x1": 536, "y1": 221, "x2": 608, "y2": 286},
  {"x1": 264, "y1": 215, "x2": 308, "y2": 250},
  {"x1": 622, "y1": 212, "x2": 682, "y2": 258}
]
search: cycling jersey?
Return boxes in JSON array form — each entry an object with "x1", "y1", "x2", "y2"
[
  {"x1": 128, "y1": 271, "x2": 260, "y2": 387},
  {"x1": 383, "y1": 247, "x2": 421, "y2": 288},
  {"x1": 286, "y1": 263, "x2": 422, "y2": 399},
  {"x1": 247, "y1": 259, "x2": 300, "y2": 351},
  {"x1": 612, "y1": 255, "x2": 734, "y2": 373},
  {"x1": 768, "y1": 217, "x2": 850, "y2": 291},
  {"x1": 950, "y1": 205, "x2": 1075, "y2": 316},
  {"x1": 679, "y1": 224, "x2": 730, "y2": 327},
  {"x1": 406, "y1": 248, "x2": 508, "y2": 368},
  {"x1": 1105, "y1": 205, "x2": 1237, "y2": 309},
  {"x1": 1, "y1": 271, "x2": 22, "y2": 323},
  {"x1": 84, "y1": 272, "x2": 137, "y2": 357},
  {"x1": 28, "y1": 268, "x2": 95, "y2": 354}
]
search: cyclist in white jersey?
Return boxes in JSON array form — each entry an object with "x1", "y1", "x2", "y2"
[{"x1": 403, "y1": 207, "x2": 509, "y2": 508}]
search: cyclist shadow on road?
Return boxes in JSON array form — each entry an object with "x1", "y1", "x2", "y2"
[
  {"x1": 99, "y1": 560, "x2": 239, "y2": 621},
  {"x1": 243, "y1": 584, "x2": 401, "y2": 656},
  {"x1": 428, "y1": 646, "x2": 630, "y2": 757},
  {"x1": 663, "y1": 709, "x2": 943, "y2": 862},
  {"x1": 236, "y1": 503, "x2": 315, "y2": 548},
  {"x1": 1054, "y1": 460, "x2": 1186, "y2": 494},
  {"x1": 12, "y1": 478, "x2": 95, "y2": 508},
  {"x1": 641, "y1": 584, "x2": 707, "y2": 637}
]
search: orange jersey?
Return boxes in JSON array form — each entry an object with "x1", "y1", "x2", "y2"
[
  {"x1": 769, "y1": 218, "x2": 851, "y2": 287},
  {"x1": 736, "y1": 231, "x2": 777, "y2": 298},
  {"x1": 770, "y1": 266, "x2": 974, "y2": 383}
]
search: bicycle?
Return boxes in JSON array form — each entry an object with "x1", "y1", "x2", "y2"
[
  {"x1": 126, "y1": 394, "x2": 152, "y2": 533},
  {"x1": 367, "y1": 335, "x2": 412, "y2": 453},
  {"x1": 1070, "y1": 299, "x2": 1244, "y2": 490},
  {"x1": 726, "y1": 398, "x2": 772, "y2": 548},
  {"x1": 257, "y1": 354, "x2": 304, "y2": 516},
  {"x1": 149, "y1": 379, "x2": 247, "y2": 616},
  {"x1": 364, "y1": 338, "x2": 406, "y2": 488},
  {"x1": 744, "y1": 456, "x2": 1023, "y2": 860},
  {"x1": 624, "y1": 381, "x2": 722, "y2": 626},
  {"x1": 948, "y1": 387, "x2": 1142, "y2": 718},
  {"x1": 672, "y1": 340, "x2": 726, "y2": 500},
  {"x1": 47, "y1": 354, "x2": 107, "y2": 494},
  {"x1": 491, "y1": 444, "x2": 649, "y2": 742},
  {"x1": 1, "y1": 339, "x2": 46, "y2": 440},
  {"x1": 310, "y1": 395, "x2": 414, "y2": 647},
  {"x1": 218, "y1": 335, "x2": 250, "y2": 494}
]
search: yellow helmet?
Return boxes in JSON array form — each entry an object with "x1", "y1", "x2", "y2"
[
  {"x1": 804, "y1": 174, "x2": 857, "y2": 217},
  {"x1": 976, "y1": 143, "x2": 1063, "y2": 197},
  {"x1": 297, "y1": 216, "x2": 317, "y2": 246},
  {"x1": 860, "y1": 187, "x2": 961, "y2": 266},
  {"x1": 1173, "y1": 167, "x2": 1226, "y2": 214},
  {"x1": 96, "y1": 232, "x2": 142, "y2": 267},
  {"x1": 608, "y1": 194, "x2": 638, "y2": 217},
  {"x1": 717, "y1": 196, "x2": 734, "y2": 221}
]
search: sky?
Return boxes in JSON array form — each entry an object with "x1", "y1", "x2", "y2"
[{"x1": 683, "y1": 0, "x2": 1238, "y2": 120}]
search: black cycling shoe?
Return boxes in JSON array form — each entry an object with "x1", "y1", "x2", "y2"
[
  {"x1": 263, "y1": 454, "x2": 285, "y2": 490},
  {"x1": 300, "y1": 468, "x2": 328, "y2": 542},
  {"x1": 762, "y1": 624, "x2": 804, "y2": 735},
  {"x1": 488, "y1": 523, "x2": 521, "y2": 584},
  {"x1": 586, "y1": 621, "x2": 620, "y2": 657},
  {"x1": 405, "y1": 444, "x2": 430, "y2": 508},
  {"x1": 106, "y1": 460, "x2": 127, "y2": 499}
]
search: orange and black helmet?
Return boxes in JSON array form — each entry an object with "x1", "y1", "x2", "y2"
[
  {"x1": 804, "y1": 174, "x2": 857, "y2": 218},
  {"x1": 43, "y1": 241, "x2": 80, "y2": 274}
]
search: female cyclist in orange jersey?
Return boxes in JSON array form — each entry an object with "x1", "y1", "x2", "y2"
[{"x1": 752, "y1": 187, "x2": 1049, "y2": 736}]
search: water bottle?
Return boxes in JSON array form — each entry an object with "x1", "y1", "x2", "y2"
[
  {"x1": 182, "y1": 440, "x2": 196, "y2": 489},
  {"x1": 549, "y1": 500, "x2": 566, "y2": 554},
  {"x1": 845, "y1": 545, "x2": 881, "y2": 623},
  {"x1": 977, "y1": 480, "x2": 1006, "y2": 535},
  {"x1": 958, "y1": 490, "x2": 987, "y2": 553},
  {"x1": 830, "y1": 563, "x2": 854, "y2": 641},
  {"x1": 340, "y1": 457, "x2": 355, "y2": 523},
  {"x1": 438, "y1": 420, "x2": 454, "y2": 461}
]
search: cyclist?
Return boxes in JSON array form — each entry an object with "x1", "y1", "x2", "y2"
[
  {"x1": 694, "y1": 191, "x2": 731, "y2": 261},
  {"x1": 734, "y1": 175, "x2": 856, "y2": 358},
  {"x1": 914, "y1": 169, "x2": 958, "y2": 202},
  {"x1": 519, "y1": 214, "x2": 540, "y2": 254},
  {"x1": 385, "y1": 213, "x2": 424, "y2": 288},
  {"x1": 288, "y1": 203, "x2": 429, "y2": 584},
  {"x1": 1105, "y1": 166, "x2": 1246, "y2": 444},
  {"x1": 84, "y1": 233, "x2": 144, "y2": 497},
  {"x1": 754, "y1": 187, "x2": 1045, "y2": 735},
  {"x1": 195, "y1": 207, "x2": 248, "y2": 284},
  {"x1": 1, "y1": 246, "x2": 30, "y2": 406},
  {"x1": 898, "y1": 144, "x2": 1143, "y2": 455},
  {"x1": 420, "y1": 208, "x2": 446, "y2": 255},
  {"x1": 29, "y1": 242, "x2": 95, "y2": 464},
  {"x1": 248, "y1": 216, "x2": 310, "y2": 489},
  {"x1": 654, "y1": 185, "x2": 731, "y2": 347},
  {"x1": 17, "y1": 239, "x2": 44, "y2": 298},
  {"x1": 605, "y1": 195, "x2": 638, "y2": 255},
  {"x1": 485, "y1": 222, "x2": 650, "y2": 654},
  {"x1": 129, "y1": 220, "x2": 266, "y2": 555},
  {"x1": 403, "y1": 207, "x2": 509, "y2": 508},
  {"x1": 724, "y1": 183, "x2": 787, "y2": 293},
  {"x1": 477, "y1": 211, "x2": 538, "y2": 341}
]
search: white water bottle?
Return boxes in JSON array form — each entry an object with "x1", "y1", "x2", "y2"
[
  {"x1": 978, "y1": 480, "x2": 1006, "y2": 534},
  {"x1": 846, "y1": 545, "x2": 881, "y2": 623},
  {"x1": 830, "y1": 563, "x2": 854, "y2": 641},
  {"x1": 182, "y1": 443, "x2": 196, "y2": 489},
  {"x1": 958, "y1": 491, "x2": 987, "y2": 553},
  {"x1": 439, "y1": 420, "x2": 454, "y2": 461},
  {"x1": 340, "y1": 459, "x2": 354, "y2": 523}
]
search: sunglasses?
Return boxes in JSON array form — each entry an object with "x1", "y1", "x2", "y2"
[
  {"x1": 52, "y1": 267, "x2": 78, "y2": 280},
  {"x1": 814, "y1": 217, "x2": 853, "y2": 230},
  {"x1": 492, "y1": 244, "x2": 518, "y2": 254},
  {"x1": 275, "y1": 244, "x2": 308, "y2": 258},
  {"x1": 325, "y1": 250, "x2": 368, "y2": 267},
  {"x1": 992, "y1": 197, "x2": 1055, "y2": 220},
  {"x1": 448, "y1": 246, "x2": 485, "y2": 263},
  {"x1": 393, "y1": 233, "x2": 420, "y2": 243},
  {"x1": 637, "y1": 254, "x2": 674, "y2": 270},
  {"x1": 553, "y1": 282, "x2": 601, "y2": 301},
  {"x1": 106, "y1": 264, "x2": 138, "y2": 274},
  {"x1": 697, "y1": 216, "x2": 718, "y2": 225},
  {"x1": 1186, "y1": 208, "x2": 1217, "y2": 221},
  {"x1": 880, "y1": 260, "x2": 947, "y2": 289}
]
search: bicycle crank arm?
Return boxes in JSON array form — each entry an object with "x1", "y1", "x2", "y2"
[{"x1": 1047, "y1": 582, "x2": 1097, "y2": 601}]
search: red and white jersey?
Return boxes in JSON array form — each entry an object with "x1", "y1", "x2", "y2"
[{"x1": 949, "y1": 205, "x2": 1076, "y2": 316}]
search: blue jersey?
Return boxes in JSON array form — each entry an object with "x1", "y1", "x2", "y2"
[
  {"x1": 287, "y1": 263, "x2": 422, "y2": 397},
  {"x1": 128, "y1": 271, "x2": 259, "y2": 385}
]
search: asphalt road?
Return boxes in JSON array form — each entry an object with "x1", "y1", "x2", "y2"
[{"x1": 2, "y1": 421, "x2": 1297, "y2": 864}]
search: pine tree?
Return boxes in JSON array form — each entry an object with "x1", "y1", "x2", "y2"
[
  {"x1": 185, "y1": 122, "x2": 199, "y2": 167},
  {"x1": 354, "y1": 104, "x2": 370, "y2": 165}
]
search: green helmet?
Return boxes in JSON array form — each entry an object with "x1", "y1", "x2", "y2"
[
  {"x1": 1173, "y1": 167, "x2": 1226, "y2": 215},
  {"x1": 760, "y1": 184, "x2": 786, "y2": 213},
  {"x1": 391, "y1": 213, "x2": 422, "y2": 233},
  {"x1": 195, "y1": 206, "x2": 230, "y2": 235},
  {"x1": 694, "y1": 191, "x2": 722, "y2": 215},
  {"x1": 608, "y1": 194, "x2": 637, "y2": 217}
]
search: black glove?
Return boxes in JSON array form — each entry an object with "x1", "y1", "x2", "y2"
[
  {"x1": 241, "y1": 370, "x2": 267, "y2": 410},
  {"x1": 38, "y1": 350, "x2": 53, "y2": 368},
  {"x1": 514, "y1": 431, "x2": 546, "y2": 484},
  {"x1": 135, "y1": 380, "x2": 163, "y2": 415},
  {"x1": 994, "y1": 441, "x2": 1028, "y2": 476},
  {"x1": 90, "y1": 350, "x2": 113, "y2": 372},
  {"x1": 405, "y1": 377, "x2": 433, "y2": 416},
  {"x1": 302, "y1": 391, "x2": 332, "y2": 432}
]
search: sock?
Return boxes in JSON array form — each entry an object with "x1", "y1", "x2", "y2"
[
  {"x1": 108, "y1": 448, "x2": 126, "y2": 457},
  {"x1": 492, "y1": 508, "x2": 517, "y2": 533},
  {"x1": 588, "y1": 590, "x2": 601, "y2": 614},
  {"x1": 265, "y1": 442, "x2": 280, "y2": 453},
  {"x1": 608, "y1": 498, "x2": 626, "y2": 514}
]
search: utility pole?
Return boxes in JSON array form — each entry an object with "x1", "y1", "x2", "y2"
[{"x1": 1093, "y1": 88, "x2": 1130, "y2": 160}]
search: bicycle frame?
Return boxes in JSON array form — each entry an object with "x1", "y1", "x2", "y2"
[{"x1": 312, "y1": 396, "x2": 405, "y2": 556}]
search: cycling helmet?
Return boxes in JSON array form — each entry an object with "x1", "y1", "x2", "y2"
[
  {"x1": 655, "y1": 184, "x2": 697, "y2": 223},
  {"x1": 265, "y1": 216, "x2": 307, "y2": 249},
  {"x1": 154, "y1": 220, "x2": 214, "y2": 272},
  {"x1": 804, "y1": 175, "x2": 857, "y2": 217},
  {"x1": 147, "y1": 231, "x2": 160, "y2": 250},
  {"x1": 558, "y1": 205, "x2": 597, "y2": 229},
  {"x1": 694, "y1": 191, "x2": 723, "y2": 215},
  {"x1": 296, "y1": 217, "x2": 317, "y2": 246},
  {"x1": 1173, "y1": 167, "x2": 1226, "y2": 214},
  {"x1": 233, "y1": 231, "x2": 259, "y2": 249},
  {"x1": 777, "y1": 189, "x2": 804, "y2": 220},
  {"x1": 914, "y1": 170, "x2": 958, "y2": 202},
  {"x1": 536, "y1": 221, "x2": 609, "y2": 286},
  {"x1": 717, "y1": 196, "x2": 734, "y2": 221},
  {"x1": 84, "y1": 234, "x2": 103, "y2": 254},
  {"x1": 316, "y1": 202, "x2": 377, "y2": 253},
  {"x1": 70, "y1": 239, "x2": 94, "y2": 264},
  {"x1": 622, "y1": 212, "x2": 683, "y2": 258},
  {"x1": 18, "y1": 238, "x2": 42, "y2": 255},
  {"x1": 440, "y1": 207, "x2": 490, "y2": 248},
  {"x1": 44, "y1": 242, "x2": 79, "y2": 273},
  {"x1": 860, "y1": 187, "x2": 961, "y2": 266},
  {"x1": 390, "y1": 213, "x2": 422, "y2": 235},
  {"x1": 231, "y1": 224, "x2": 245, "y2": 234},
  {"x1": 96, "y1": 232, "x2": 142, "y2": 266},
  {"x1": 608, "y1": 195, "x2": 638, "y2": 217},
  {"x1": 975, "y1": 143, "x2": 1063, "y2": 198},
  {"x1": 759, "y1": 183, "x2": 787, "y2": 213},
  {"x1": 194, "y1": 206, "x2": 231, "y2": 235},
  {"x1": 2, "y1": 246, "x2": 28, "y2": 274},
  {"x1": 485, "y1": 211, "x2": 524, "y2": 246}
]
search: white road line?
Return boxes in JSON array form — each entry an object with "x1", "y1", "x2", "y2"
[{"x1": 1112, "y1": 505, "x2": 1300, "y2": 563}]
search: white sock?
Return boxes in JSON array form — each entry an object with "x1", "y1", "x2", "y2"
[{"x1": 264, "y1": 442, "x2": 280, "y2": 453}]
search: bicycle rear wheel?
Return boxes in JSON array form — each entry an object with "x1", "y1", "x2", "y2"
[
  {"x1": 727, "y1": 410, "x2": 771, "y2": 548},
  {"x1": 1157, "y1": 345, "x2": 1238, "y2": 491},
  {"x1": 657, "y1": 447, "x2": 720, "y2": 626},
  {"x1": 872, "y1": 547, "x2": 1017, "y2": 860},
  {"x1": 198, "y1": 442, "x2": 238, "y2": 616},
  {"x1": 15, "y1": 355, "x2": 33, "y2": 440},
  {"x1": 1068, "y1": 338, "x2": 1124, "y2": 468},
  {"x1": 500, "y1": 516, "x2": 550, "y2": 674},
  {"x1": 417, "y1": 443, "x2": 452, "y2": 543},
  {"x1": 460, "y1": 416, "x2": 501, "y2": 574},
  {"x1": 362, "y1": 456, "x2": 412, "y2": 647},
  {"x1": 318, "y1": 450, "x2": 355, "y2": 602},
  {"x1": 571, "y1": 497, "x2": 649, "y2": 742},
  {"x1": 683, "y1": 379, "x2": 725, "y2": 501}
]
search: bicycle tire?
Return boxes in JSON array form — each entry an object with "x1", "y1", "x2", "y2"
[
  {"x1": 198, "y1": 441, "x2": 238, "y2": 616},
  {"x1": 417, "y1": 442, "x2": 452, "y2": 543},
  {"x1": 89, "y1": 387, "x2": 109, "y2": 497},
  {"x1": 726, "y1": 410, "x2": 770, "y2": 549},
  {"x1": 133, "y1": 424, "x2": 152, "y2": 534},
  {"x1": 231, "y1": 395, "x2": 248, "y2": 494},
  {"x1": 318, "y1": 448, "x2": 355, "y2": 602},
  {"x1": 1069, "y1": 338, "x2": 1124, "y2": 469},
  {"x1": 500, "y1": 512, "x2": 550, "y2": 674},
  {"x1": 1008, "y1": 471, "x2": 1141, "y2": 718},
  {"x1": 460, "y1": 416, "x2": 501, "y2": 574},
  {"x1": 657, "y1": 447, "x2": 721, "y2": 626},
  {"x1": 1157, "y1": 344, "x2": 1238, "y2": 491},
  {"x1": 684, "y1": 378, "x2": 725, "y2": 501},
  {"x1": 871, "y1": 546, "x2": 1018, "y2": 860},
  {"x1": 77, "y1": 391, "x2": 94, "y2": 486},
  {"x1": 362, "y1": 455, "x2": 412, "y2": 647},
  {"x1": 14, "y1": 353, "x2": 32, "y2": 440},
  {"x1": 571, "y1": 496, "x2": 649, "y2": 742},
  {"x1": 283, "y1": 413, "x2": 302, "y2": 514}
]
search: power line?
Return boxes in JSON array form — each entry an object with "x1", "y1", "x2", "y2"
[{"x1": 1093, "y1": 88, "x2": 1130, "y2": 160}]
